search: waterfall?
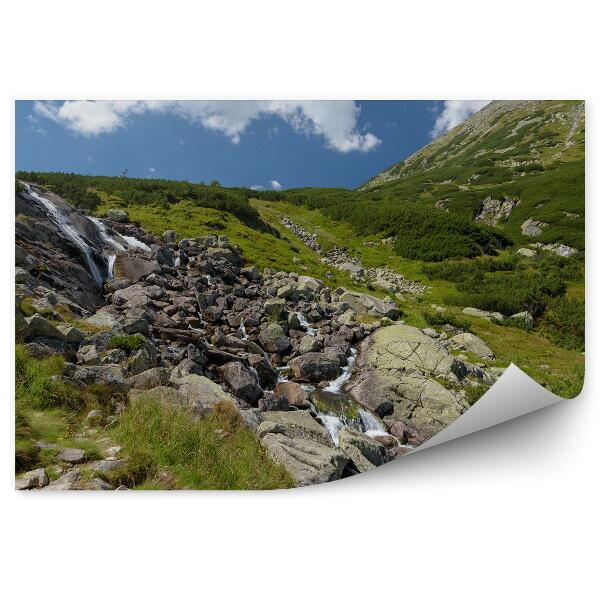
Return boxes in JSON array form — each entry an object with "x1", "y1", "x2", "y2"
[
  {"x1": 359, "y1": 409, "x2": 386, "y2": 436},
  {"x1": 319, "y1": 414, "x2": 345, "y2": 445},
  {"x1": 323, "y1": 348, "x2": 357, "y2": 393},
  {"x1": 107, "y1": 255, "x2": 117, "y2": 279},
  {"x1": 239, "y1": 318, "x2": 247, "y2": 340},
  {"x1": 24, "y1": 183, "x2": 104, "y2": 286},
  {"x1": 122, "y1": 235, "x2": 152, "y2": 253},
  {"x1": 88, "y1": 217, "x2": 127, "y2": 252}
]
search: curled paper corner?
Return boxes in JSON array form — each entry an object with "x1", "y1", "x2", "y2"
[{"x1": 411, "y1": 364, "x2": 570, "y2": 454}]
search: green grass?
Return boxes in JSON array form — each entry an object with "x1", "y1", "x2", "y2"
[
  {"x1": 108, "y1": 334, "x2": 145, "y2": 354},
  {"x1": 15, "y1": 346, "x2": 293, "y2": 488},
  {"x1": 112, "y1": 398, "x2": 294, "y2": 490}
]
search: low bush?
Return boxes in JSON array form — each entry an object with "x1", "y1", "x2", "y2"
[
  {"x1": 423, "y1": 310, "x2": 471, "y2": 332},
  {"x1": 538, "y1": 296, "x2": 585, "y2": 351}
]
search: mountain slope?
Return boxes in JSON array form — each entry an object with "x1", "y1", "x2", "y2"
[{"x1": 359, "y1": 100, "x2": 585, "y2": 250}]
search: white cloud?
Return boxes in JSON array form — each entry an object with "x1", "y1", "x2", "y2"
[
  {"x1": 430, "y1": 100, "x2": 490, "y2": 138},
  {"x1": 269, "y1": 180, "x2": 283, "y2": 191},
  {"x1": 33, "y1": 100, "x2": 381, "y2": 153},
  {"x1": 148, "y1": 167, "x2": 156, "y2": 173},
  {"x1": 250, "y1": 184, "x2": 265, "y2": 191}
]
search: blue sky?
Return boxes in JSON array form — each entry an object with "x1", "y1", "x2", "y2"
[{"x1": 15, "y1": 100, "x2": 487, "y2": 189}]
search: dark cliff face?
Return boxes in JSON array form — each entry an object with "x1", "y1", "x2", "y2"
[{"x1": 15, "y1": 185, "x2": 106, "y2": 309}]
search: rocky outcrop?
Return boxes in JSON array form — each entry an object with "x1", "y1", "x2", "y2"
[
  {"x1": 475, "y1": 196, "x2": 520, "y2": 227},
  {"x1": 348, "y1": 324, "x2": 498, "y2": 441},
  {"x1": 521, "y1": 218, "x2": 546, "y2": 237}
]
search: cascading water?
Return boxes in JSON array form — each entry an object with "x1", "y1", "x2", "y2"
[
  {"x1": 24, "y1": 183, "x2": 104, "y2": 286},
  {"x1": 122, "y1": 235, "x2": 152, "y2": 253},
  {"x1": 88, "y1": 217, "x2": 127, "y2": 252},
  {"x1": 297, "y1": 313, "x2": 319, "y2": 336},
  {"x1": 323, "y1": 348, "x2": 357, "y2": 393},
  {"x1": 239, "y1": 318, "x2": 248, "y2": 340},
  {"x1": 359, "y1": 409, "x2": 387, "y2": 437}
]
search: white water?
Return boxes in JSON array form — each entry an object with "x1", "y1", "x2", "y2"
[
  {"x1": 359, "y1": 409, "x2": 387, "y2": 437},
  {"x1": 174, "y1": 256, "x2": 181, "y2": 268},
  {"x1": 24, "y1": 184, "x2": 104, "y2": 285},
  {"x1": 122, "y1": 235, "x2": 152, "y2": 253},
  {"x1": 297, "y1": 313, "x2": 319, "y2": 336},
  {"x1": 107, "y1": 255, "x2": 117, "y2": 278},
  {"x1": 88, "y1": 217, "x2": 127, "y2": 252},
  {"x1": 277, "y1": 366, "x2": 291, "y2": 383},
  {"x1": 323, "y1": 348, "x2": 357, "y2": 393},
  {"x1": 239, "y1": 318, "x2": 247, "y2": 340},
  {"x1": 319, "y1": 414, "x2": 346, "y2": 445}
]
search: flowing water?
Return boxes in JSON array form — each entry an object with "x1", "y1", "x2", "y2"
[
  {"x1": 24, "y1": 184, "x2": 105, "y2": 285},
  {"x1": 122, "y1": 235, "x2": 152, "y2": 253},
  {"x1": 297, "y1": 313, "x2": 319, "y2": 336}
]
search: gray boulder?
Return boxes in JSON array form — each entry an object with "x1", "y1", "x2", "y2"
[
  {"x1": 15, "y1": 468, "x2": 49, "y2": 490},
  {"x1": 23, "y1": 314, "x2": 65, "y2": 342},
  {"x1": 260, "y1": 433, "x2": 348, "y2": 486},
  {"x1": 288, "y1": 352, "x2": 340, "y2": 383},
  {"x1": 339, "y1": 290, "x2": 398, "y2": 319},
  {"x1": 450, "y1": 332, "x2": 495, "y2": 359},
  {"x1": 57, "y1": 448, "x2": 86, "y2": 464},
  {"x1": 107, "y1": 209, "x2": 129, "y2": 223},
  {"x1": 258, "y1": 322, "x2": 292, "y2": 354},
  {"x1": 338, "y1": 427, "x2": 385, "y2": 472},
  {"x1": 218, "y1": 361, "x2": 263, "y2": 405}
]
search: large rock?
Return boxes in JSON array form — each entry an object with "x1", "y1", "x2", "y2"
[
  {"x1": 257, "y1": 410, "x2": 333, "y2": 446},
  {"x1": 15, "y1": 468, "x2": 49, "y2": 490},
  {"x1": 339, "y1": 290, "x2": 398, "y2": 319},
  {"x1": 450, "y1": 333, "x2": 495, "y2": 359},
  {"x1": 462, "y1": 306, "x2": 504, "y2": 321},
  {"x1": 128, "y1": 367, "x2": 171, "y2": 389},
  {"x1": 218, "y1": 361, "x2": 262, "y2": 405},
  {"x1": 66, "y1": 364, "x2": 129, "y2": 392},
  {"x1": 348, "y1": 324, "x2": 470, "y2": 440},
  {"x1": 338, "y1": 427, "x2": 385, "y2": 472},
  {"x1": 114, "y1": 256, "x2": 161, "y2": 283},
  {"x1": 273, "y1": 381, "x2": 310, "y2": 408},
  {"x1": 258, "y1": 323, "x2": 292, "y2": 354},
  {"x1": 175, "y1": 374, "x2": 238, "y2": 413},
  {"x1": 128, "y1": 386, "x2": 188, "y2": 407},
  {"x1": 247, "y1": 354, "x2": 278, "y2": 389},
  {"x1": 288, "y1": 352, "x2": 340, "y2": 383},
  {"x1": 107, "y1": 209, "x2": 129, "y2": 223},
  {"x1": 23, "y1": 314, "x2": 65, "y2": 341},
  {"x1": 206, "y1": 246, "x2": 243, "y2": 267},
  {"x1": 521, "y1": 218, "x2": 545, "y2": 237},
  {"x1": 260, "y1": 433, "x2": 348, "y2": 487}
]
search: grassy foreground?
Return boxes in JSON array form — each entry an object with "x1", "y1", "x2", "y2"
[{"x1": 15, "y1": 346, "x2": 292, "y2": 489}]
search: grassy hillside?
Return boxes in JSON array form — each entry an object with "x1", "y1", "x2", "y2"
[{"x1": 360, "y1": 100, "x2": 585, "y2": 251}]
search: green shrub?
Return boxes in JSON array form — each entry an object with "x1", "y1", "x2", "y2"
[
  {"x1": 464, "y1": 384, "x2": 487, "y2": 406},
  {"x1": 538, "y1": 296, "x2": 585, "y2": 351},
  {"x1": 108, "y1": 334, "x2": 145, "y2": 354},
  {"x1": 423, "y1": 310, "x2": 471, "y2": 332}
]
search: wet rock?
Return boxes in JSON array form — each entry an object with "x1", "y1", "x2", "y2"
[
  {"x1": 338, "y1": 427, "x2": 385, "y2": 472},
  {"x1": 247, "y1": 354, "x2": 278, "y2": 389},
  {"x1": 257, "y1": 410, "x2": 333, "y2": 446},
  {"x1": 260, "y1": 434, "x2": 348, "y2": 486},
  {"x1": 288, "y1": 352, "x2": 340, "y2": 383},
  {"x1": 114, "y1": 255, "x2": 161, "y2": 283}
]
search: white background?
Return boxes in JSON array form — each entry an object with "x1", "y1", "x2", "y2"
[{"x1": 1, "y1": 1, "x2": 597, "y2": 598}]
